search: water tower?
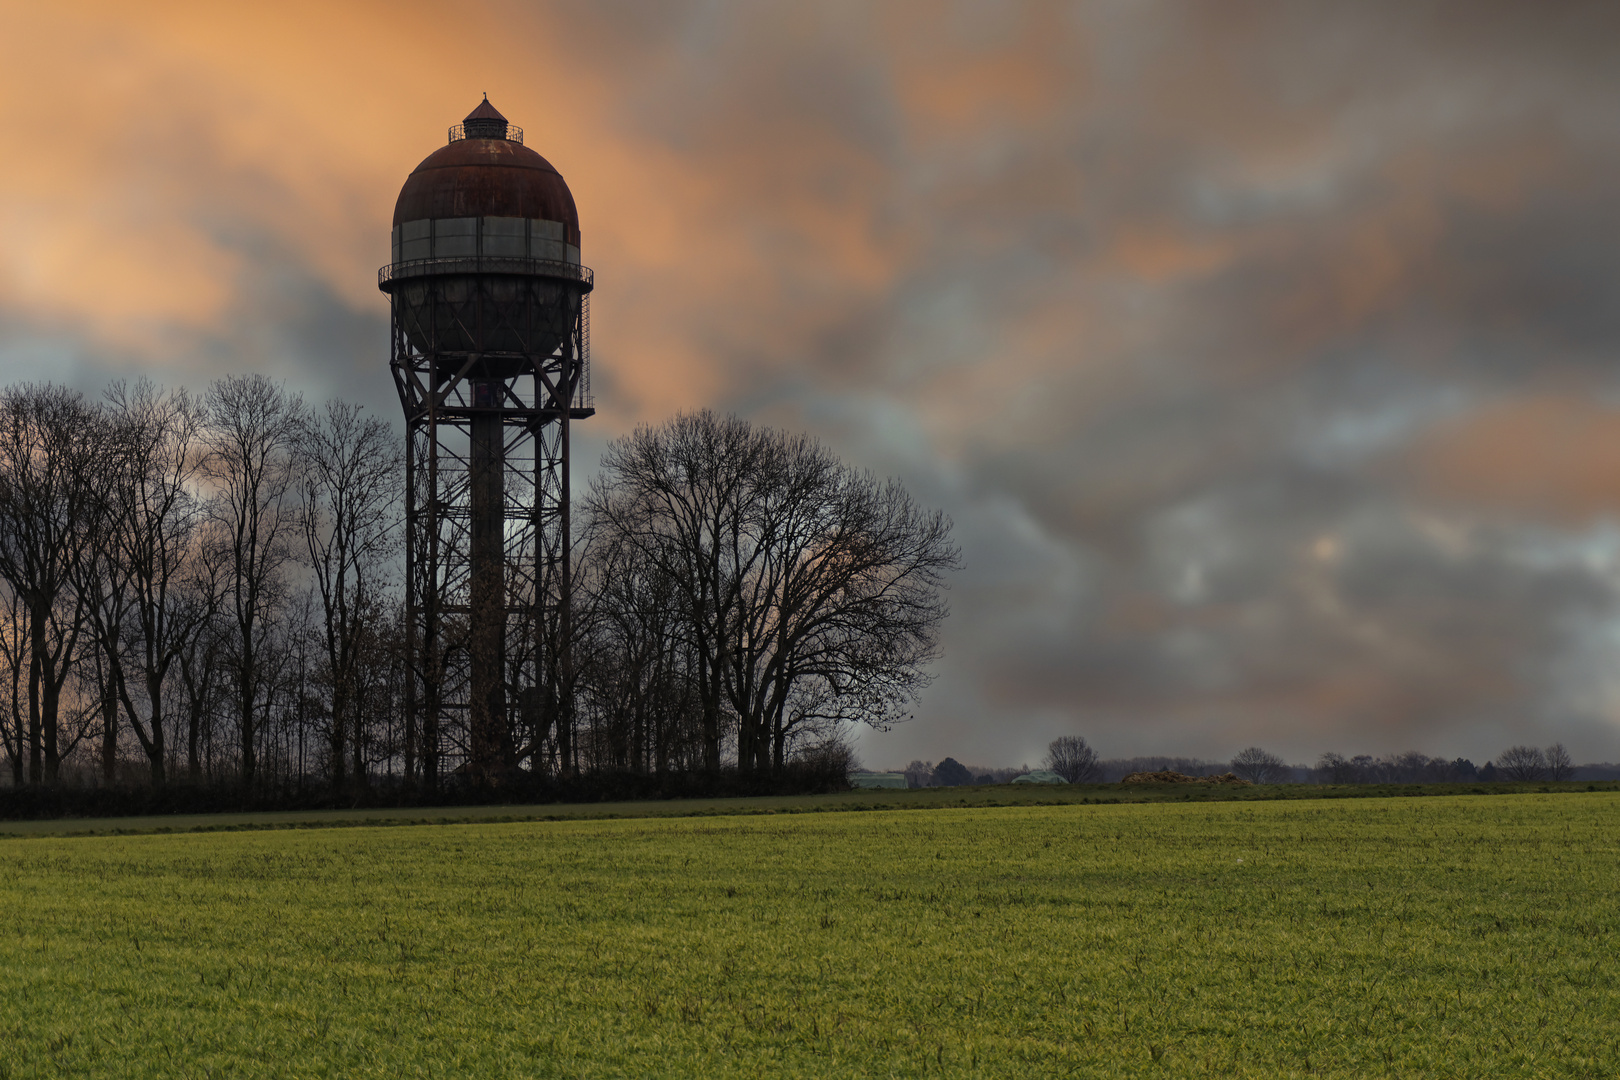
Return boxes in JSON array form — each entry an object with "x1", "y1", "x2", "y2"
[{"x1": 380, "y1": 97, "x2": 593, "y2": 786}]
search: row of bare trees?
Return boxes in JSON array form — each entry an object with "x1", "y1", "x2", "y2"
[
  {"x1": 1493, "y1": 744, "x2": 1575, "y2": 783},
  {"x1": 0, "y1": 386, "x2": 959, "y2": 791},
  {"x1": 0, "y1": 377, "x2": 404, "y2": 789}
]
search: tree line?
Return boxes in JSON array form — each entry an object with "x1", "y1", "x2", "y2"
[
  {"x1": 897, "y1": 739, "x2": 1600, "y2": 787},
  {"x1": 0, "y1": 380, "x2": 958, "y2": 793}
]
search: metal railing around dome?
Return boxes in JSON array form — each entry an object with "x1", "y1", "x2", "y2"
[
  {"x1": 448, "y1": 122, "x2": 524, "y2": 145},
  {"x1": 378, "y1": 256, "x2": 592, "y2": 290}
]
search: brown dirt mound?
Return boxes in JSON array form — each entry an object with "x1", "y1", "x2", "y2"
[{"x1": 1120, "y1": 770, "x2": 1253, "y2": 786}]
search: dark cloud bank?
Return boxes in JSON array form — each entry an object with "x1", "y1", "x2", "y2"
[
  {"x1": 568, "y1": 1, "x2": 1620, "y2": 766},
  {"x1": 5, "y1": 1, "x2": 1620, "y2": 767}
]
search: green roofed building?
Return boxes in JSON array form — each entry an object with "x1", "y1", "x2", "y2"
[
  {"x1": 1011, "y1": 770, "x2": 1069, "y2": 784},
  {"x1": 848, "y1": 771, "x2": 909, "y2": 789}
]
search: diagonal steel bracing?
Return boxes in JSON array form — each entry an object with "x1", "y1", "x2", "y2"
[{"x1": 387, "y1": 264, "x2": 593, "y2": 787}]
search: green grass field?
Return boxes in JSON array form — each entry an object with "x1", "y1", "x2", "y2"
[
  {"x1": 3, "y1": 793, "x2": 1617, "y2": 1077},
  {"x1": 6, "y1": 778, "x2": 1611, "y2": 839}
]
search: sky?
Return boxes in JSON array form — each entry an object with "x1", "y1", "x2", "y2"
[{"x1": 3, "y1": 1, "x2": 1620, "y2": 769}]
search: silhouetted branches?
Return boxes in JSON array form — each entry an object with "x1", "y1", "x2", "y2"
[
  {"x1": 585, "y1": 410, "x2": 959, "y2": 775},
  {"x1": 0, "y1": 385, "x2": 963, "y2": 797},
  {"x1": 1230, "y1": 746, "x2": 1290, "y2": 785},
  {"x1": 1044, "y1": 736, "x2": 1101, "y2": 783},
  {"x1": 1496, "y1": 745, "x2": 1548, "y2": 783}
]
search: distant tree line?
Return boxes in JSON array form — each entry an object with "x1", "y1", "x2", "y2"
[
  {"x1": 894, "y1": 738, "x2": 1609, "y2": 788},
  {"x1": 1312, "y1": 744, "x2": 1582, "y2": 784},
  {"x1": 0, "y1": 381, "x2": 958, "y2": 796}
]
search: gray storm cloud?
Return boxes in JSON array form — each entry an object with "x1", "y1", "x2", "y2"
[{"x1": 2, "y1": 0, "x2": 1619, "y2": 766}]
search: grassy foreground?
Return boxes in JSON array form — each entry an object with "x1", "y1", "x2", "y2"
[{"x1": 2, "y1": 794, "x2": 1617, "y2": 1077}]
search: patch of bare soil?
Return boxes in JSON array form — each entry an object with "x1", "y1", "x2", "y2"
[{"x1": 1120, "y1": 771, "x2": 1253, "y2": 786}]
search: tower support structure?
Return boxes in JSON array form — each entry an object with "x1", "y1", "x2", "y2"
[
  {"x1": 379, "y1": 101, "x2": 594, "y2": 786},
  {"x1": 385, "y1": 267, "x2": 592, "y2": 784}
]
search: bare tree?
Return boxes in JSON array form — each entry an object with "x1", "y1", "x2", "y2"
[
  {"x1": 1544, "y1": 742, "x2": 1574, "y2": 783},
  {"x1": 573, "y1": 518, "x2": 706, "y2": 774},
  {"x1": 205, "y1": 374, "x2": 304, "y2": 786},
  {"x1": 73, "y1": 489, "x2": 136, "y2": 784},
  {"x1": 349, "y1": 600, "x2": 406, "y2": 781},
  {"x1": 175, "y1": 598, "x2": 228, "y2": 783},
  {"x1": 733, "y1": 441, "x2": 958, "y2": 771},
  {"x1": 1045, "y1": 736, "x2": 1101, "y2": 783},
  {"x1": 87, "y1": 380, "x2": 217, "y2": 786},
  {"x1": 588, "y1": 413, "x2": 768, "y2": 772},
  {"x1": 0, "y1": 583, "x2": 28, "y2": 784},
  {"x1": 793, "y1": 727, "x2": 857, "y2": 778},
  {"x1": 589, "y1": 411, "x2": 958, "y2": 774},
  {"x1": 0, "y1": 385, "x2": 103, "y2": 782},
  {"x1": 1496, "y1": 744, "x2": 1547, "y2": 782},
  {"x1": 296, "y1": 399, "x2": 402, "y2": 788},
  {"x1": 1231, "y1": 746, "x2": 1290, "y2": 784}
]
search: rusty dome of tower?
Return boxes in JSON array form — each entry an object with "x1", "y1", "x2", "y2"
[{"x1": 392, "y1": 97, "x2": 579, "y2": 246}]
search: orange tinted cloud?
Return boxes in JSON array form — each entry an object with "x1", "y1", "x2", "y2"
[
  {"x1": 884, "y1": 2, "x2": 1079, "y2": 138},
  {"x1": 0, "y1": 0, "x2": 910, "y2": 407},
  {"x1": 1109, "y1": 225, "x2": 1234, "y2": 284},
  {"x1": 1411, "y1": 396, "x2": 1620, "y2": 523},
  {"x1": 0, "y1": 1, "x2": 477, "y2": 352}
]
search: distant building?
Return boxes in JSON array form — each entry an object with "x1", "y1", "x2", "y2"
[{"x1": 849, "y1": 771, "x2": 909, "y2": 789}]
